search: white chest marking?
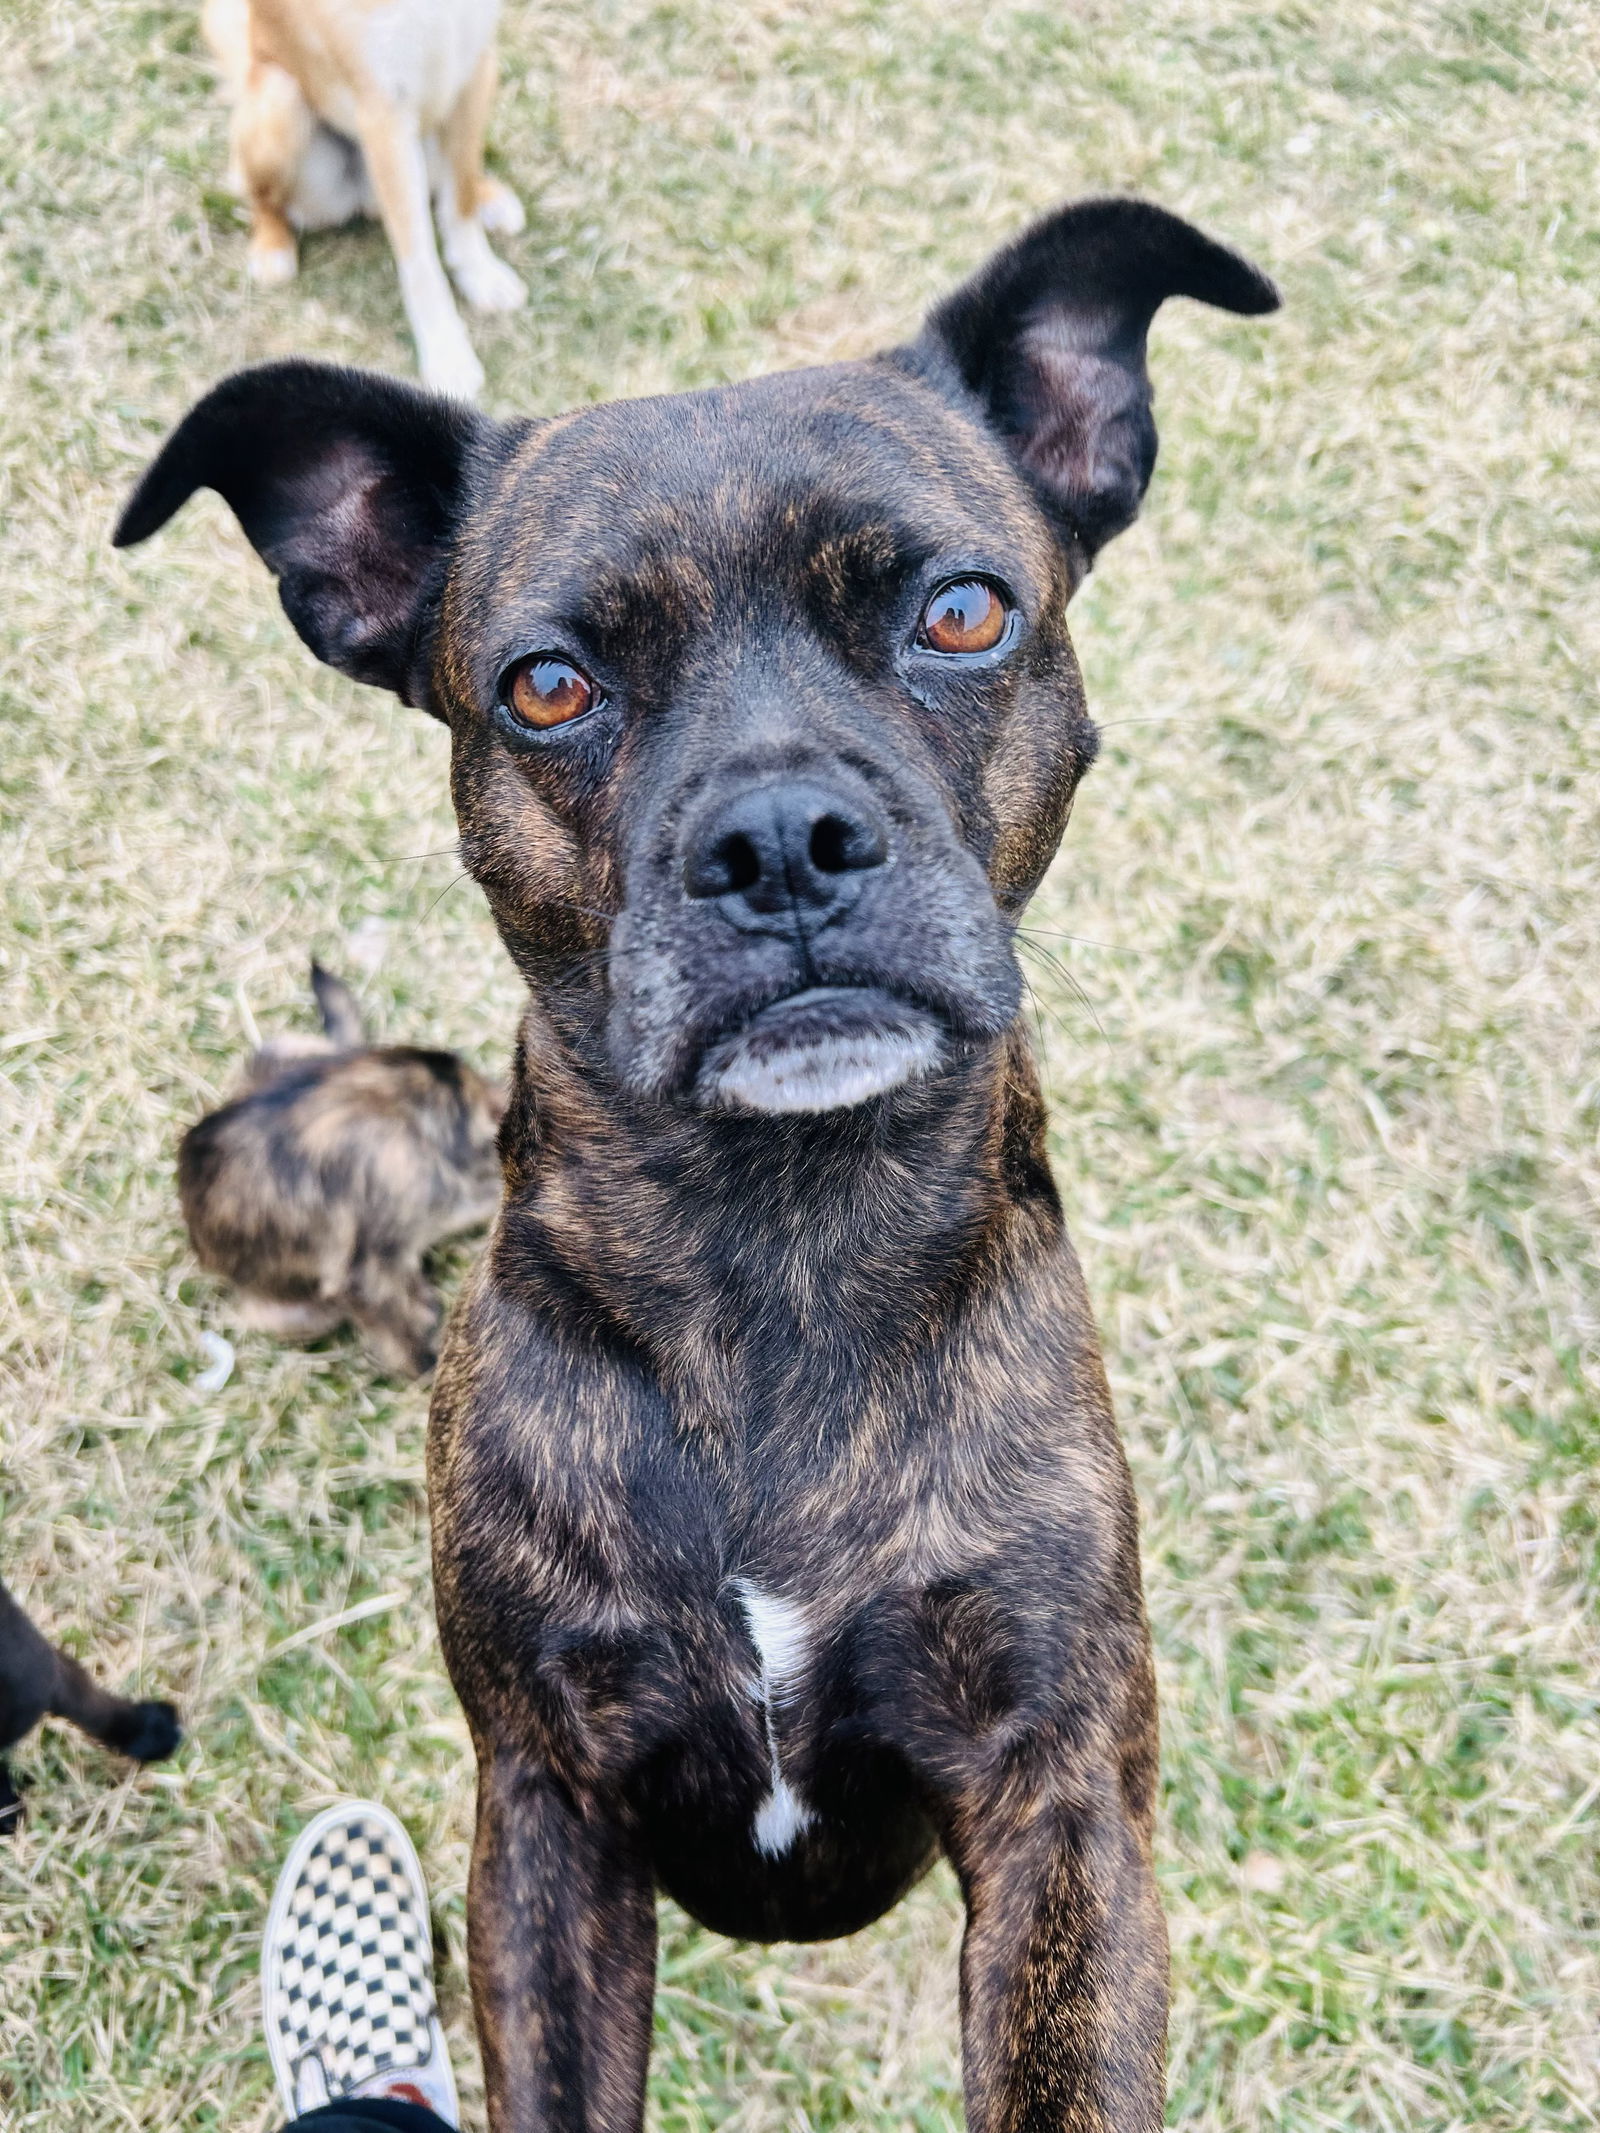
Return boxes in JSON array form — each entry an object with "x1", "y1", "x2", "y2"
[{"x1": 732, "y1": 1580, "x2": 816, "y2": 1857}]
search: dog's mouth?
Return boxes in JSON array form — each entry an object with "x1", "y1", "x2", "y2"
[{"x1": 691, "y1": 987, "x2": 946, "y2": 1115}]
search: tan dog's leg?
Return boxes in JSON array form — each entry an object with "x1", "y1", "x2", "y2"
[
  {"x1": 433, "y1": 51, "x2": 526, "y2": 315},
  {"x1": 201, "y1": 0, "x2": 251, "y2": 104},
  {"x1": 478, "y1": 172, "x2": 525, "y2": 237},
  {"x1": 232, "y1": 61, "x2": 314, "y2": 287},
  {"x1": 353, "y1": 98, "x2": 485, "y2": 398},
  {"x1": 461, "y1": 39, "x2": 525, "y2": 241}
]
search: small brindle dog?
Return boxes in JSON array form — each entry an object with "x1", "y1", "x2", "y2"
[
  {"x1": 119, "y1": 198, "x2": 1277, "y2": 2133},
  {"x1": 179, "y1": 963, "x2": 503, "y2": 1376}
]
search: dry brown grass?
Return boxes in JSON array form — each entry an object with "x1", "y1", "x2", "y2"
[{"x1": 2, "y1": 0, "x2": 1598, "y2": 2127}]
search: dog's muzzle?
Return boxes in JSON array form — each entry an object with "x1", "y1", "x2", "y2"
[
  {"x1": 693, "y1": 984, "x2": 945, "y2": 1113},
  {"x1": 677, "y1": 775, "x2": 943, "y2": 1112}
]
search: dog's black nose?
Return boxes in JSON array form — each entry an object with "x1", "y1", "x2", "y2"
[{"x1": 684, "y1": 781, "x2": 889, "y2": 921}]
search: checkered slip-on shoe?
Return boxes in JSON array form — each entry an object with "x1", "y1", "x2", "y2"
[{"x1": 262, "y1": 1799, "x2": 460, "y2": 2126}]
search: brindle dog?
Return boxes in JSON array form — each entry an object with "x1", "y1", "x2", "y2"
[
  {"x1": 179, "y1": 962, "x2": 504, "y2": 1376},
  {"x1": 117, "y1": 197, "x2": 1277, "y2": 2133}
]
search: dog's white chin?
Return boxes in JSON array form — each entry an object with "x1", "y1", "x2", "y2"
[{"x1": 703, "y1": 1024, "x2": 943, "y2": 1114}]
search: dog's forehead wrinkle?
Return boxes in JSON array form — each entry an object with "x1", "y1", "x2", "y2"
[{"x1": 468, "y1": 358, "x2": 1055, "y2": 605}]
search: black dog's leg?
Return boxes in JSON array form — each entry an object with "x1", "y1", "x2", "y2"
[
  {"x1": 468, "y1": 1751, "x2": 657, "y2": 2133},
  {"x1": 0, "y1": 1760, "x2": 24, "y2": 1836},
  {"x1": 0, "y1": 1574, "x2": 180, "y2": 1782},
  {"x1": 948, "y1": 1779, "x2": 1168, "y2": 2133},
  {"x1": 46, "y1": 1648, "x2": 182, "y2": 1763},
  {"x1": 0, "y1": 1576, "x2": 57, "y2": 1756}
]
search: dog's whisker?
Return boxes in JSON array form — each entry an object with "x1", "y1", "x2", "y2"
[
  {"x1": 1019, "y1": 968, "x2": 1055, "y2": 1058},
  {"x1": 1014, "y1": 922, "x2": 1111, "y2": 951},
  {"x1": 414, "y1": 869, "x2": 472, "y2": 924},
  {"x1": 1015, "y1": 935, "x2": 1109, "y2": 1043}
]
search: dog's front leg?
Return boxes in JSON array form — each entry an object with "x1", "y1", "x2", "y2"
[
  {"x1": 432, "y1": 50, "x2": 527, "y2": 314},
  {"x1": 948, "y1": 1777, "x2": 1168, "y2": 2133},
  {"x1": 353, "y1": 98, "x2": 485, "y2": 399},
  {"x1": 470, "y1": 1749, "x2": 657, "y2": 2133}
]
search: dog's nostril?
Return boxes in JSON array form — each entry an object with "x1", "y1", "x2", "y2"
[
  {"x1": 686, "y1": 787, "x2": 889, "y2": 905},
  {"x1": 720, "y1": 832, "x2": 762, "y2": 894},
  {"x1": 810, "y1": 812, "x2": 886, "y2": 876},
  {"x1": 694, "y1": 829, "x2": 762, "y2": 898},
  {"x1": 809, "y1": 815, "x2": 849, "y2": 874}
]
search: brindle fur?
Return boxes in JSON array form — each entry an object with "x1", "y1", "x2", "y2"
[
  {"x1": 179, "y1": 964, "x2": 504, "y2": 1376},
  {"x1": 119, "y1": 198, "x2": 1278, "y2": 2131},
  {"x1": 0, "y1": 1574, "x2": 181, "y2": 1834}
]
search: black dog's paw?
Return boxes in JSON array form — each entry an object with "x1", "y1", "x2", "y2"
[
  {"x1": 107, "y1": 1700, "x2": 183, "y2": 1764},
  {"x1": 0, "y1": 1761, "x2": 25, "y2": 1837}
]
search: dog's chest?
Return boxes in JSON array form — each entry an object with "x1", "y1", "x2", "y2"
[{"x1": 356, "y1": 0, "x2": 502, "y2": 125}]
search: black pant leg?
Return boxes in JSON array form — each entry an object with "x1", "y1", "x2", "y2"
[{"x1": 281, "y1": 2101, "x2": 454, "y2": 2133}]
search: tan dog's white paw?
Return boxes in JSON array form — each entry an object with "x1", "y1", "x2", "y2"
[
  {"x1": 478, "y1": 178, "x2": 526, "y2": 236},
  {"x1": 248, "y1": 242, "x2": 298, "y2": 287},
  {"x1": 418, "y1": 334, "x2": 486, "y2": 401},
  {"x1": 457, "y1": 251, "x2": 526, "y2": 314}
]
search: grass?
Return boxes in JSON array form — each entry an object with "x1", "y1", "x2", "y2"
[{"x1": 1, "y1": 0, "x2": 1597, "y2": 2125}]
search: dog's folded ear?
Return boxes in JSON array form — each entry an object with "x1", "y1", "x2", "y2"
[
  {"x1": 917, "y1": 198, "x2": 1278, "y2": 569},
  {"x1": 114, "y1": 362, "x2": 498, "y2": 714}
]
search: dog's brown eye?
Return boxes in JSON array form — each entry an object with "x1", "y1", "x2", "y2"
[
  {"x1": 918, "y1": 579, "x2": 1009, "y2": 655},
  {"x1": 505, "y1": 656, "x2": 596, "y2": 729}
]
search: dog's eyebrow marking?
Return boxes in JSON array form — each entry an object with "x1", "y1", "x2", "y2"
[
  {"x1": 799, "y1": 519, "x2": 909, "y2": 603},
  {"x1": 732, "y1": 1579, "x2": 816, "y2": 1857}
]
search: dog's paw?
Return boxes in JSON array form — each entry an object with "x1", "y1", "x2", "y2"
[
  {"x1": 457, "y1": 251, "x2": 526, "y2": 315},
  {"x1": 418, "y1": 335, "x2": 486, "y2": 401},
  {"x1": 478, "y1": 177, "x2": 526, "y2": 236},
  {"x1": 111, "y1": 1700, "x2": 183, "y2": 1765},
  {"x1": 247, "y1": 240, "x2": 298, "y2": 288}
]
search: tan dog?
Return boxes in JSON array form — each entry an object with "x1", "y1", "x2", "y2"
[{"x1": 203, "y1": 0, "x2": 525, "y2": 396}]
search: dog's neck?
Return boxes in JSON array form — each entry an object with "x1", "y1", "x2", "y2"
[{"x1": 492, "y1": 1000, "x2": 1063, "y2": 1403}]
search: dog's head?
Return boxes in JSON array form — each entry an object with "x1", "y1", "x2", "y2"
[{"x1": 118, "y1": 200, "x2": 1275, "y2": 1116}]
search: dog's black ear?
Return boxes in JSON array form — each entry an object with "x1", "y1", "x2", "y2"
[
  {"x1": 114, "y1": 361, "x2": 496, "y2": 714},
  {"x1": 919, "y1": 198, "x2": 1279, "y2": 567}
]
